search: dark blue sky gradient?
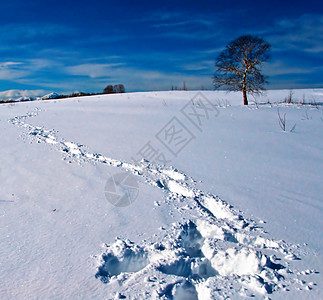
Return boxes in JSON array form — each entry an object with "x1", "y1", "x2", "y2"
[{"x1": 0, "y1": 0, "x2": 322, "y2": 92}]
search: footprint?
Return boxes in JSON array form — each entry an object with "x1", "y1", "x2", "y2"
[
  {"x1": 178, "y1": 221, "x2": 204, "y2": 258},
  {"x1": 95, "y1": 240, "x2": 149, "y2": 283}
]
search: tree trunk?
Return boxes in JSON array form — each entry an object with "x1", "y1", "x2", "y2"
[
  {"x1": 243, "y1": 89, "x2": 248, "y2": 105},
  {"x1": 242, "y1": 70, "x2": 248, "y2": 105}
]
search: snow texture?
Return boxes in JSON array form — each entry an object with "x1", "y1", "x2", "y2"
[{"x1": 1, "y1": 89, "x2": 322, "y2": 299}]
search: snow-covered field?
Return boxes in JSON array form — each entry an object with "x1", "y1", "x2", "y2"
[{"x1": 0, "y1": 89, "x2": 322, "y2": 299}]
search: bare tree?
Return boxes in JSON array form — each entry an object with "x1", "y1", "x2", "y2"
[
  {"x1": 213, "y1": 35, "x2": 270, "y2": 105},
  {"x1": 103, "y1": 84, "x2": 125, "y2": 94},
  {"x1": 113, "y1": 84, "x2": 125, "y2": 93},
  {"x1": 103, "y1": 85, "x2": 114, "y2": 94}
]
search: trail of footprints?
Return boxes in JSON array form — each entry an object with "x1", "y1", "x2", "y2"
[{"x1": 9, "y1": 108, "x2": 319, "y2": 299}]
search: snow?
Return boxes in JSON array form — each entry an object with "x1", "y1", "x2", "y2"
[
  {"x1": 0, "y1": 89, "x2": 48, "y2": 101},
  {"x1": 0, "y1": 89, "x2": 322, "y2": 299},
  {"x1": 38, "y1": 92, "x2": 61, "y2": 100},
  {"x1": 207, "y1": 247, "x2": 262, "y2": 276},
  {"x1": 164, "y1": 180, "x2": 195, "y2": 198}
]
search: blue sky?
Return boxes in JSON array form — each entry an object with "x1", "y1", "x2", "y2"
[{"x1": 0, "y1": 0, "x2": 322, "y2": 93}]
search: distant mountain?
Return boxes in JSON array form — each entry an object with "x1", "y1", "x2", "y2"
[
  {"x1": 0, "y1": 89, "x2": 49, "y2": 101},
  {"x1": 16, "y1": 96, "x2": 34, "y2": 102},
  {"x1": 37, "y1": 92, "x2": 61, "y2": 100}
]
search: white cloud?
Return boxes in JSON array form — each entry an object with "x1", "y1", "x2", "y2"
[
  {"x1": 63, "y1": 62, "x2": 213, "y2": 91},
  {"x1": 0, "y1": 59, "x2": 61, "y2": 82},
  {"x1": 0, "y1": 61, "x2": 29, "y2": 80},
  {"x1": 0, "y1": 62, "x2": 23, "y2": 67},
  {"x1": 65, "y1": 63, "x2": 126, "y2": 78}
]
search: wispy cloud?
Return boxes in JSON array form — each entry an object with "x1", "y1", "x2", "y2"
[
  {"x1": 151, "y1": 19, "x2": 214, "y2": 28},
  {"x1": 0, "y1": 61, "x2": 28, "y2": 80},
  {"x1": 200, "y1": 47, "x2": 225, "y2": 54},
  {"x1": 60, "y1": 61, "x2": 213, "y2": 91},
  {"x1": 263, "y1": 61, "x2": 313, "y2": 76},
  {"x1": 0, "y1": 6, "x2": 321, "y2": 92},
  {"x1": 0, "y1": 59, "x2": 61, "y2": 82},
  {"x1": 0, "y1": 23, "x2": 76, "y2": 41},
  {"x1": 263, "y1": 14, "x2": 323, "y2": 54},
  {"x1": 0, "y1": 62, "x2": 23, "y2": 67},
  {"x1": 65, "y1": 63, "x2": 126, "y2": 78},
  {"x1": 180, "y1": 60, "x2": 214, "y2": 72},
  {"x1": 141, "y1": 10, "x2": 242, "y2": 40}
]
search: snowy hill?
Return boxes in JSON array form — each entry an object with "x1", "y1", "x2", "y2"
[
  {"x1": 0, "y1": 90, "x2": 322, "y2": 299},
  {"x1": 36, "y1": 92, "x2": 61, "y2": 100},
  {"x1": 0, "y1": 89, "x2": 48, "y2": 101}
]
